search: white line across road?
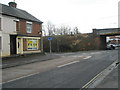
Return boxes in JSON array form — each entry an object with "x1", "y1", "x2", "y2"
[
  {"x1": 57, "y1": 60, "x2": 79, "y2": 68},
  {"x1": 83, "y1": 56, "x2": 92, "y2": 59}
]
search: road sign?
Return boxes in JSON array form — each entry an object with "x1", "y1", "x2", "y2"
[
  {"x1": 48, "y1": 37, "x2": 52, "y2": 40},
  {"x1": 48, "y1": 37, "x2": 52, "y2": 53}
]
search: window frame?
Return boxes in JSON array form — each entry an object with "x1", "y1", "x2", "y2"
[{"x1": 26, "y1": 21, "x2": 32, "y2": 33}]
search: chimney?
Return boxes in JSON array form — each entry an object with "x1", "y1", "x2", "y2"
[{"x1": 8, "y1": 2, "x2": 17, "y2": 8}]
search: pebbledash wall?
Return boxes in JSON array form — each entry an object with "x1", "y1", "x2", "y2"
[
  {"x1": 118, "y1": 1, "x2": 120, "y2": 37},
  {"x1": 0, "y1": 14, "x2": 2, "y2": 56},
  {"x1": 1, "y1": 15, "x2": 18, "y2": 56}
]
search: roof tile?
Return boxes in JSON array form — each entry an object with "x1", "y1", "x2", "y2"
[{"x1": 1, "y1": 3, "x2": 43, "y2": 23}]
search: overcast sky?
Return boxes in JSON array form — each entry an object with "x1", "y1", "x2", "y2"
[{"x1": 1, "y1": 0, "x2": 120, "y2": 33}]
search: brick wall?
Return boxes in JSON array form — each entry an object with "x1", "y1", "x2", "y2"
[
  {"x1": 93, "y1": 36, "x2": 106, "y2": 50},
  {"x1": 16, "y1": 21, "x2": 19, "y2": 32},
  {"x1": 19, "y1": 20, "x2": 26, "y2": 34},
  {"x1": 32, "y1": 22, "x2": 42, "y2": 35},
  {"x1": 18, "y1": 19, "x2": 42, "y2": 36}
]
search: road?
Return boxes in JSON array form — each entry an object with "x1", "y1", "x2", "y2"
[{"x1": 2, "y1": 50, "x2": 118, "y2": 88}]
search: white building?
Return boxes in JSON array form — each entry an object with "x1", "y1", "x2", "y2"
[
  {"x1": 0, "y1": 10, "x2": 18, "y2": 57},
  {"x1": 0, "y1": 2, "x2": 43, "y2": 57},
  {"x1": 118, "y1": 1, "x2": 120, "y2": 28}
]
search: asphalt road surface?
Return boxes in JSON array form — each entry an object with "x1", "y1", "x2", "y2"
[{"x1": 2, "y1": 50, "x2": 118, "y2": 88}]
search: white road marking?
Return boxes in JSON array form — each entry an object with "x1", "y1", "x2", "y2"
[
  {"x1": 1, "y1": 61, "x2": 80, "y2": 84},
  {"x1": 83, "y1": 56, "x2": 92, "y2": 59},
  {"x1": 31, "y1": 59, "x2": 39, "y2": 61},
  {"x1": 91, "y1": 52, "x2": 101, "y2": 54},
  {"x1": 57, "y1": 60, "x2": 79, "y2": 68},
  {"x1": 70, "y1": 56, "x2": 83, "y2": 58},
  {"x1": 1, "y1": 55, "x2": 92, "y2": 84},
  {"x1": 1, "y1": 72, "x2": 41, "y2": 84}
]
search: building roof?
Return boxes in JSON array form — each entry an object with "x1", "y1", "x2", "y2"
[{"x1": 0, "y1": 3, "x2": 43, "y2": 23}]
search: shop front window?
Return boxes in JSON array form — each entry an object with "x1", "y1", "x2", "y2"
[{"x1": 27, "y1": 39, "x2": 38, "y2": 50}]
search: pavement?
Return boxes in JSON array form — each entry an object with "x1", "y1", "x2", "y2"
[
  {"x1": 1, "y1": 51, "x2": 120, "y2": 89},
  {"x1": 2, "y1": 53, "x2": 61, "y2": 69},
  {"x1": 94, "y1": 49, "x2": 119, "y2": 89},
  {"x1": 82, "y1": 61, "x2": 119, "y2": 89},
  {"x1": 96, "y1": 66, "x2": 118, "y2": 88}
]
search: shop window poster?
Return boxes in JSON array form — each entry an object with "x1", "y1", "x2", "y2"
[{"x1": 27, "y1": 39, "x2": 38, "y2": 50}]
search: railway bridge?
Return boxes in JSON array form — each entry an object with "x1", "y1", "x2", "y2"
[{"x1": 93, "y1": 28, "x2": 120, "y2": 50}]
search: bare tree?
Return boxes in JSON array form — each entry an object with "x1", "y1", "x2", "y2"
[
  {"x1": 73, "y1": 27, "x2": 79, "y2": 34},
  {"x1": 59, "y1": 25, "x2": 71, "y2": 35},
  {"x1": 46, "y1": 21, "x2": 55, "y2": 36},
  {"x1": 44, "y1": 22, "x2": 79, "y2": 36},
  {"x1": 54, "y1": 27, "x2": 62, "y2": 35}
]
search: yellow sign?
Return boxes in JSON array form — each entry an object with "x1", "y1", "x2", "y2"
[{"x1": 27, "y1": 39, "x2": 38, "y2": 50}]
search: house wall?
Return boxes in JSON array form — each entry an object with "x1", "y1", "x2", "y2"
[
  {"x1": 0, "y1": 14, "x2": 2, "y2": 36},
  {"x1": 0, "y1": 14, "x2": 2, "y2": 57},
  {"x1": 16, "y1": 20, "x2": 42, "y2": 54},
  {"x1": 118, "y1": 1, "x2": 120, "y2": 28},
  {"x1": 19, "y1": 20, "x2": 26, "y2": 34},
  {"x1": 32, "y1": 22, "x2": 42, "y2": 35},
  {"x1": 1, "y1": 14, "x2": 42, "y2": 57},
  {"x1": 18, "y1": 20, "x2": 42, "y2": 35},
  {"x1": 1, "y1": 15, "x2": 18, "y2": 56}
]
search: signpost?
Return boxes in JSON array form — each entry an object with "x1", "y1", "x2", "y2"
[{"x1": 48, "y1": 37, "x2": 52, "y2": 53}]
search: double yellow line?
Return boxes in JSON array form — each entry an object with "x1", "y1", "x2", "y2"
[
  {"x1": 80, "y1": 61, "x2": 117, "y2": 90},
  {"x1": 80, "y1": 71, "x2": 103, "y2": 90}
]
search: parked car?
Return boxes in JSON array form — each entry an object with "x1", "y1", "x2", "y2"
[{"x1": 106, "y1": 44, "x2": 116, "y2": 50}]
